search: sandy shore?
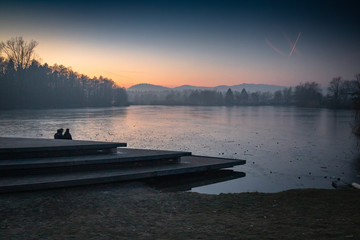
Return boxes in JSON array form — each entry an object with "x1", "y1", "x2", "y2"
[{"x1": 1, "y1": 182, "x2": 359, "y2": 239}]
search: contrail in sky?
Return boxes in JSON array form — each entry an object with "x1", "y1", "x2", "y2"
[
  {"x1": 289, "y1": 32, "x2": 301, "y2": 57},
  {"x1": 282, "y1": 31, "x2": 301, "y2": 55},
  {"x1": 265, "y1": 38, "x2": 286, "y2": 56}
]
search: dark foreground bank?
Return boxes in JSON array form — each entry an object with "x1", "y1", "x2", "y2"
[{"x1": 0, "y1": 182, "x2": 359, "y2": 240}]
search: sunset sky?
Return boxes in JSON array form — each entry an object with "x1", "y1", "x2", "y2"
[{"x1": 1, "y1": 0, "x2": 359, "y2": 88}]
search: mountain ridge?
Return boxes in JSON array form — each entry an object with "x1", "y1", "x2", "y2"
[
  {"x1": 127, "y1": 83, "x2": 170, "y2": 91},
  {"x1": 128, "y1": 83, "x2": 287, "y2": 93}
]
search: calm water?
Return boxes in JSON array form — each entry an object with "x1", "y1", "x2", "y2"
[{"x1": 0, "y1": 106, "x2": 359, "y2": 193}]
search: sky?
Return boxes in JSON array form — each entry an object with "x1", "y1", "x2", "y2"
[{"x1": 1, "y1": 0, "x2": 359, "y2": 88}]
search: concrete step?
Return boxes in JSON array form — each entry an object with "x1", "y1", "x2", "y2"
[
  {"x1": 0, "y1": 156, "x2": 246, "y2": 193},
  {"x1": 0, "y1": 148, "x2": 192, "y2": 176},
  {"x1": 0, "y1": 137, "x2": 127, "y2": 159},
  {"x1": 0, "y1": 148, "x2": 191, "y2": 169}
]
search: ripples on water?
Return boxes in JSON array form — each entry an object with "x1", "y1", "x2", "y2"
[{"x1": 0, "y1": 106, "x2": 358, "y2": 193}]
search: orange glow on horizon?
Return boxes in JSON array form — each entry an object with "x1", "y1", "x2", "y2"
[
  {"x1": 32, "y1": 36, "x2": 297, "y2": 89},
  {"x1": 35, "y1": 47, "x2": 257, "y2": 88},
  {"x1": 1, "y1": 1, "x2": 360, "y2": 92}
]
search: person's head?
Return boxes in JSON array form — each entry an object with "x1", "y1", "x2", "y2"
[
  {"x1": 57, "y1": 128, "x2": 63, "y2": 133},
  {"x1": 65, "y1": 128, "x2": 70, "y2": 133}
]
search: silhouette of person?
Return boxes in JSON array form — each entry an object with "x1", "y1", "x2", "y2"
[
  {"x1": 54, "y1": 128, "x2": 64, "y2": 139},
  {"x1": 63, "y1": 128, "x2": 72, "y2": 140}
]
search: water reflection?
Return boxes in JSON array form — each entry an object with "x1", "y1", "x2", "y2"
[
  {"x1": 0, "y1": 107, "x2": 127, "y2": 141},
  {"x1": 0, "y1": 106, "x2": 358, "y2": 193}
]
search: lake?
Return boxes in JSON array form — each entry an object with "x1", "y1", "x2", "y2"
[{"x1": 0, "y1": 106, "x2": 359, "y2": 194}]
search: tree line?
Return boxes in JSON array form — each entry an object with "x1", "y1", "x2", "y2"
[
  {"x1": 128, "y1": 76, "x2": 360, "y2": 109},
  {"x1": 0, "y1": 37, "x2": 128, "y2": 109},
  {"x1": 1, "y1": 37, "x2": 359, "y2": 112}
]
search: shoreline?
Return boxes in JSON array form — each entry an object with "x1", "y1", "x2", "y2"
[{"x1": 1, "y1": 182, "x2": 359, "y2": 239}]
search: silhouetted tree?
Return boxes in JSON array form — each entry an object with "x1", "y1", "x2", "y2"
[
  {"x1": 325, "y1": 77, "x2": 356, "y2": 108},
  {"x1": 352, "y1": 74, "x2": 360, "y2": 136},
  {"x1": 188, "y1": 90, "x2": 201, "y2": 105},
  {"x1": 165, "y1": 91, "x2": 181, "y2": 105},
  {"x1": 294, "y1": 82, "x2": 322, "y2": 107},
  {"x1": 225, "y1": 88, "x2": 234, "y2": 106},
  {"x1": 249, "y1": 92, "x2": 260, "y2": 105},
  {"x1": 0, "y1": 57, "x2": 6, "y2": 74},
  {"x1": 0, "y1": 37, "x2": 38, "y2": 70},
  {"x1": 282, "y1": 87, "x2": 293, "y2": 105},
  {"x1": 0, "y1": 37, "x2": 128, "y2": 109},
  {"x1": 235, "y1": 88, "x2": 249, "y2": 105},
  {"x1": 327, "y1": 77, "x2": 342, "y2": 108},
  {"x1": 113, "y1": 88, "x2": 128, "y2": 106},
  {"x1": 273, "y1": 90, "x2": 283, "y2": 105},
  {"x1": 260, "y1": 92, "x2": 273, "y2": 105},
  {"x1": 200, "y1": 90, "x2": 223, "y2": 106},
  {"x1": 341, "y1": 80, "x2": 357, "y2": 106}
]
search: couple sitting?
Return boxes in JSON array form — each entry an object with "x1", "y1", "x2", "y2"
[{"x1": 54, "y1": 128, "x2": 72, "y2": 140}]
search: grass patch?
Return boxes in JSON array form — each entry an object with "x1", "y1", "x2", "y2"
[{"x1": 1, "y1": 182, "x2": 359, "y2": 239}]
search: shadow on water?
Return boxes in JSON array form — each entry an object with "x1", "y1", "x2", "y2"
[{"x1": 144, "y1": 170, "x2": 246, "y2": 192}]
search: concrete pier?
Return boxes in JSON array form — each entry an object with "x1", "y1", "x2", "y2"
[
  {"x1": 0, "y1": 137, "x2": 245, "y2": 193},
  {"x1": 0, "y1": 137, "x2": 127, "y2": 159}
]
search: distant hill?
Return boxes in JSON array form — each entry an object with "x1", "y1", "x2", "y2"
[
  {"x1": 127, "y1": 83, "x2": 170, "y2": 91},
  {"x1": 215, "y1": 84, "x2": 286, "y2": 93},
  {"x1": 174, "y1": 85, "x2": 212, "y2": 91},
  {"x1": 128, "y1": 83, "x2": 287, "y2": 93}
]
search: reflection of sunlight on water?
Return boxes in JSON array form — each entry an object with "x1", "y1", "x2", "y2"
[{"x1": 0, "y1": 106, "x2": 358, "y2": 193}]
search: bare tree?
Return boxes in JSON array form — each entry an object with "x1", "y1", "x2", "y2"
[
  {"x1": 353, "y1": 74, "x2": 360, "y2": 136},
  {"x1": 0, "y1": 37, "x2": 38, "y2": 70},
  {"x1": 327, "y1": 77, "x2": 342, "y2": 107},
  {"x1": 294, "y1": 82, "x2": 322, "y2": 107}
]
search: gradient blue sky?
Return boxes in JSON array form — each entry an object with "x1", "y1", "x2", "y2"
[{"x1": 1, "y1": 0, "x2": 359, "y2": 88}]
